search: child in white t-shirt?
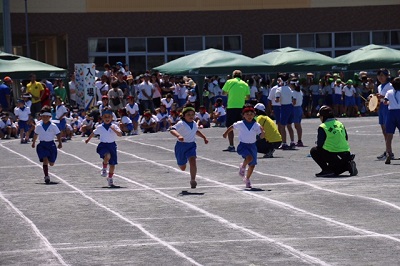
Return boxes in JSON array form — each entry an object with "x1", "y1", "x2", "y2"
[
  {"x1": 212, "y1": 98, "x2": 226, "y2": 127},
  {"x1": 195, "y1": 105, "x2": 211, "y2": 128},
  {"x1": 155, "y1": 104, "x2": 169, "y2": 132},
  {"x1": 223, "y1": 104, "x2": 265, "y2": 188},
  {"x1": 161, "y1": 93, "x2": 174, "y2": 114},
  {"x1": 118, "y1": 108, "x2": 134, "y2": 135},
  {"x1": 31, "y1": 106, "x2": 62, "y2": 184},
  {"x1": 170, "y1": 103, "x2": 208, "y2": 189},
  {"x1": 140, "y1": 110, "x2": 157, "y2": 133},
  {"x1": 125, "y1": 95, "x2": 139, "y2": 134},
  {"x1": 85, "y1": 108, "x2": 122, "y2": 187},
  {"x1": 14, "y1": 99, "x2": 31, "y2": 144},
  {"x1": 80, "y1": 115, "x2": 94, "y2": 137}
]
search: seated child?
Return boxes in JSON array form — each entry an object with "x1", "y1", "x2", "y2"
[
  {"x1": 168, "y1": 110, "x2": 181, "y2": 127},
  {"x1": 195, "y1": 105, "x2": 211, "y2": 129},
  {"x1": 161, "y1": 93, "x2": 174, "y2": 114},
  {"x1": 156, "y1": 104, "x2": 169, "y2": 132},
  {"x1": 212, "y1": 98, "x2": 226, "y2": 127},
  {"x1": 118, "y1": 108, "x2": 134, "y2": 135},
  {"x1": 125, "y1": 95, "x2": 139, "y2": 135},
  {"x1": 140, "y1": 110, "x2": 157, "y2": 133},
  {"x1": 80, "y1": 115, "x2": 94, "y2": 137}
]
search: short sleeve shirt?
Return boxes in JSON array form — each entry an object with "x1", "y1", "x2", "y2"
[
  {"x1": 222, "y1": 78, "x2": 250, "y2": 109},
  {"x1": 93, "y1": 123, "x2": 121, "y2": 143},
  {"x1": 233, "y1": 120, "x2": 262, "y2": 144},
  {"x1": 27, "y1": 81, "x2": 44, "y2": 103},
  {"x1": 171, "y1": 120, "x2": 198, "y2": 143},
  {"x1": 35, "y1": 122, "x2": 60, "y2": 141}
]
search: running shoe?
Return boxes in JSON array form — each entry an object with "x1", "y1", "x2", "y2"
[
  {"x1": 263, "y1": 149, "x2": 275, "y2": 158},
  {"x1": 44, "y1": 176, "x2": 50, "y2": 184},
  {"x1": 223, "y1": 146, "x2": 236, "y2": 152},
  {"x1": 296, "y1": 141, "x2": 304, "y2": 147},
  {"x1": 107, "y1": 177, "x2": 114, "y2": 187},
  {"x1": 281, "y1": 143, "x2": 290, "y2": 150},
  {"x1": 385, "y1": 156, "x2": 391, "y2": 165},
  {"x1": 244, "y1": 178, "x2": 252, "y2": 188},
  {"x1": 289, "y1": 142, "x2": 296, "y2": 150},
  {"x1": 238, "y1": 163, "x2": 246, "y2": 178},
  {"x1": 377, "y1": 151, "x2": 386, "y2": 160},
  {"x1": 190, "y1": 180, "x2": 197, "y2": 189},
  {"x1": 101, "y1": 168, "x2": 107, "y2": 177},
  {"x1": 349, "y1": 161, "x2": 358, "y2": 176},
  {"x1": 315, "y1": 170, "x2": 335, "y2": 177}
]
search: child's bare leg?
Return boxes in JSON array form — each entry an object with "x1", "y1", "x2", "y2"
[
  {"x1": 246, "y1": 165, "x2": 255, "y2": 180},
  {"x1": 109, "y1": 164, "x2": 115, "y2": 176},
  {"x1": 43, "y1": 157, "x2": 49, "y2": 176},
  {"x1": 20, "y1": 129, "x2": 25, "y2": 141},
  {"x1": 188, "y1": 157, "x2": 197, "y2": 181},
  {"x1": 242, "y1": 155, "x2": 253, "y2": 169},
  {"x1": 103, "y1": 153, "x2": 110, "y2": 168},
  {"x1": 179, "y1": 164, "x2": 186, "y2": 171}
]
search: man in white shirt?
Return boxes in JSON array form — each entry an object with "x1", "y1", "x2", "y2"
[{"x1": 138, "y1": 74, "x2": 155, "y2": 113}]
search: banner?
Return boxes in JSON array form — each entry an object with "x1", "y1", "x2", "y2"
[{"x1": 74, "y1": 63, "x2": 96, "y2": 110}]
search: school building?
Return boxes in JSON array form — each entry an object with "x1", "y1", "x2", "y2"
[{"x1": 4, "y1": 0, "x2": 400, "y2": 75}]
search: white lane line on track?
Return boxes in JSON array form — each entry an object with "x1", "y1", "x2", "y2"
[
  {"x1": 0, "y1": 144, "x2": 202, "y2": 266},
  {"x1": 116, "y1": 139, "x2": 400, "y2": 244},
  {"x1": 0, "y1": 191, "x2": 69, "y2": 266},
  {"x1": 59, "y1": 143, "x2": 331, "y2": 265},
  {"x1": 127, "y1": 139, "x2": 400, "y2": 212}
]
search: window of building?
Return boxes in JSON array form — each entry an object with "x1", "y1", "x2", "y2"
[
  {"x1": 147, "y1": 37, "x2": 165, "y2": 52},
  {"x1": 263, "y1": 35, "x2": 280, "y2": 50},
  {"x1": 224, "y1": 36, "x2": 241, "y2": 51},
  {"x1": 147, "y1": 55, "x2": 165, "y2": 70},
  {"x1": 129, "y1": 56, "x2": 146, "y2": 74},
  {"x1": 334, "y1": 50, "x2": 352, "y2": 57},
  {"x1": 108, "y1": 38, "x2": 126, "y2": 53},
  {"x1": 372, "y1": 31, "x2": 390, "y2": 45},
  {"x1": 167, "y1": 37, "x2": 184, "y2": 52},
  {"x1": 352, "y1": 32, "x2": 370, "y2": 46},
  {"x1": 281, "y1": 34, "x2": 296, "y2": 48},
  {"x1": 335, "y1": 32, "x2": 351, "y2": 47},
  {"x1": 185, "y1": 36, "x2": 203, "y2": 51},
  {"x1": 391, "y1": 30, "x2": 400, "y2": 45},
  {"x1": 88, "y1": 38, "x2": 107, "y2": 53},
  {"x1": 108, "y1": 56, "x2": 126, "y2": 66},
  {"x1": 316, "y1": 33, "x2": 332, "y2": 48},
  {"x1": 89, "y1": 56, "x2": 108, "y2": 68},
  {"x1": 299, "y1": 34, "x2": 314, "y2": 48},
  {"x1": 205, "y1": 36, "x2": 223, "y2": 49},
  {"x1": 128, "y1": 38, "x2": 146, "y2": 52}
]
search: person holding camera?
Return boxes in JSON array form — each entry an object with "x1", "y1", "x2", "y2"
[{"x1": 310, "y1": 105, "x2": 357, "y2": 177}]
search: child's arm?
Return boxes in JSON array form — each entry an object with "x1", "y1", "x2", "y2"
[
  {"x1": 222, "y1": 125, "x2": 234, "y2": 138},
  {"x1": 56, "y1": 133, "x2": 62, "y2": 149},
  {"x1": 31, "y1": 133, "x2": 38, "y2": 148},
  {"x1": 111, "y1": 124, "x2": 123, "y2": 137},
  {"x1": 170, "y1": 129, "x2": 184, "y2": 142},
  {"x1": 85, "y1": 132, "x2": 95, "y2": 143},
  {"x1": 196, "y1": 130, "x2": 208, "y2": 144}
]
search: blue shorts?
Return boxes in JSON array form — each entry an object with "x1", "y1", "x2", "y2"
[
  {"x1": 293, "y1": 106, "x2": 303, "y2": 124},
  {"x1": 97, "y1": 142, "x2": 118, "y2": 165},
  {"x1": 175, "y1": 141, "x2": 196, "y2": 166},
  {"x1": 385, "y1": 109, "x2": 400, "y2": 134},
  {"x1": 37, "y1": 141, "x2": 57, "y2": 163},
  {"x1": 237, "y1": 142, "x2": 257, "y2": 166},
  {"x1": 378, "y1": 104, "x2": 388, "y2": 125},
  {"x1": 355, "y1": 96, "x2": 361, "y2": 106},
  {"x1": 344, "y1": 96, "x2": 355, "y2": 107},
  {"x1": 272, "y1": 105, "x2": 281, "y2": 124},
  {"x1": 57, "y1": 118, "x2": 66, "y2": 131},
  {"x1": 280, "y1": 104, "x2": 294, "y2": 126},
  {"x1": 18, "y1": 120, "x2": 29, "y2": 132},
  {"x1": 217, "y1": 115, "x2": 226, "y2": 123},
  {"x1": 333, "y1": 94, "x2": 343, "y2": 105},
  {"x1": 130, "y1": 113, "x2": 140, "y2": 122},
  {"x1": 126, "y1": 123, "x2": 134, "y2": 131},
  {"x1": 312, "y1": 95, "x2": 320, "y2": 107}
]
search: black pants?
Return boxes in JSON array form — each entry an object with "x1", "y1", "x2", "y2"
[
  {"x1": 256, "y1": 139, "x2": 281, "y2": 154},
  {"x1": 310, "y1": 146, "x2": 351, "y2": 175}
]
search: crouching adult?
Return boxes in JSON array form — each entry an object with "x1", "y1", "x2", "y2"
[{"x1": 310, "y1": 105, "x2": 358, "y2": 177}]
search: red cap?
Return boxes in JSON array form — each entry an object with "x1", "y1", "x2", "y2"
[
  {"x1": 4, "y1": 76, "x2": 12, "y2": 82},
  {"x1": 102, "y1": 95, "x2": 108, "y2": 99}
]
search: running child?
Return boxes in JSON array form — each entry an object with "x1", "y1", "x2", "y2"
[
  {"x1": 31, "y1": 106, "x2": 62, "y2": 184},
  {"x1": 14, "y1": 99, "x2": 31, "y2": 143},
  {"x1": 170, "y1": 103, "x2": 208, "y2": 189},
  {"x1": 85, "y1": 107, "x2": 123, "y2": 187},
  {"x1": 223, "y1": 104, "x2": 265, "y2": 188}
]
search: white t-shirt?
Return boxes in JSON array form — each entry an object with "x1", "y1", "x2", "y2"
[
  {"x1": 69, "y1": 81, "x2": 77, "y2": 101},
  {"x1": 138, "y1": 82, "x2": 154, "y2": 100},
  {"x1": 334, "y1": 85, "x2": 343, "y2": 95},
  {"x1": 125, "y1": 103, "x2": 139, "y2": 115},
  {"x1": 250, "y1": 85, "x2": 258, "y2": 99},
  {"x1": 140, "y1": 117, "x2": 157, "y2": 126},
  {"x1": 171, "y1": 120, "x2": 198, "y2": 143},
  {"x1": 268, "y1": 85, "x2": 281, "y2": 106},
  {"x1": 95, "y1": 81, "x2": 109, "y2": 100},
  {"x1": 275, "y1": 85, "x2": 293, "y2": 105},
  {"x1": 14, "y1": 107, "x2": 31, "y2": 121},
  {"x1": 34, "y1": 122, "x2": 60, "y2": 141},
  {"x1": 233, "y1": 120, "x2": 262, "y2": 144},
  {"x1": 121, "y1": 116, "x2": 132, "y2": 124},
  {"x1": 161, "y1": 98, "x2": 174, "y2": 109},
  {"x1": 55, "y1": 105, "x2": 68, "y2": 119},
  {"x1": 342, "y1": 85, "x2": 356, "y2": 97},
  {"x1": 385, "y1": 90, "x2": 400, "y2": 110},
  {"x1": 292, "y1": 90, "x2": 303, "y2": 107},
  {"x1": 93, "y1": 123, "x2": 121, "y2": 143},
  {"x1": 156, "y1": 112, "x2": 168, "y2": 121},
  {"x1": 214, "y1": 106, "x2": 226, "y2": 116},
  {"x1": 196, "y1": 112, "x2": 210, "y2": 122},
  {"x1": 378, "y1": 83, "x2": 394, "y2": 102}
]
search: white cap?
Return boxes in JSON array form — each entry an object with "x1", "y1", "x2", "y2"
[
  {"x1": 213, "y1": 80, "x2": 218, "y2": 85},
  {"x1": 254, "y1": 103, "x2": 265, "y2": 112}
]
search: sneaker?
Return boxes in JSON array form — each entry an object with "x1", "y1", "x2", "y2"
[
  {"x1": 289, "y1": 142, "x2": 296, "y2": 150},
  {"x1": 315, "y1": 170, "x2": 335, "y2": 177},
  {"x1": 101, "y1": 168, "x2": 107, "y2": 177},
  {"x1": 296, "y1": 141, "x2": 304, "y2": 147},
  {"x1": 223, "y1": 146, "x2": 236, "y2": 152},
  {"x1": 263, "y1": 149, "x2": 274, "y2": 158},
  {"x1": 281, "y1": 143, "x2": 290, "y2": 150},
  {"x1": 190, "y1": 180, "x2": 197, "y2": 189},
  {"x1": 385, "y1": 156, "x2": 391, "y2": 165},
  {"x1": 44, "y1": 176, "x2": 50, "y2": 184},
  {"x1": 349, "y1": 161, "x2": 358, "y2": 176},
  {"x1": 238, "y1": 163, "x2": 246, "y2": 178},
  {"x1": 244, "y1": 178, "x2": 252, "y2": 188},
  {"x1": 377, "y1": 151, "x2": 386, "y2": 160},
  {"x1": 107, "y1": 177, "x2": 114, "y2": 187}
]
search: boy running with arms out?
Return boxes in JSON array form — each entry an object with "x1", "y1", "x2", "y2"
[
  {"x1": 223, "y1": 104, "x2": 265, "y2": 188},
  {"x1": 85, "y1": 107, "x2": 123, "y2": 187},
  {"x1": 31, "y1": 106, "x2": 62, "y2": 184},
  {"x1": 170, "y1": 103, "x2": 209, "y2": 189}
]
